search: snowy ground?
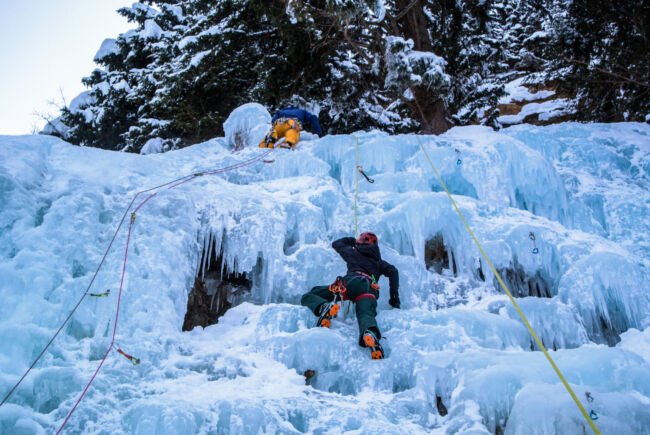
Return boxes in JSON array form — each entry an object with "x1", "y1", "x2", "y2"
[{"x1": 0, "y1": 119, "x2": 649, "y2": 434}]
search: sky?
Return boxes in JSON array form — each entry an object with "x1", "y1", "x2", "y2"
[{"x1": 0, "y1": 0, "x2": 133, "y2": 135}]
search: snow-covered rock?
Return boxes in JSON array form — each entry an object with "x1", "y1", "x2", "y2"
[{"x1": 140, "y1": 137, "x2": 165, "y2": 155}]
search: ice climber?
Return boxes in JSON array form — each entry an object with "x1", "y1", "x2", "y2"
[
  {"x1": 300, "y1": 232, "x2": 400, "y2": 359},
  {"x1": 258, "y1": 107, "x2": 323, "y2": 149}
]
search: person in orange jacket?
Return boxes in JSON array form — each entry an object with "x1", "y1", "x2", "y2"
[{"x1": 259, "y1": 107, "x2": 324, "y2": 148}]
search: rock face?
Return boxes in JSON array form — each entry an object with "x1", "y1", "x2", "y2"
[
  {"x1": 425, "y1": 233, "x2": 456, "y2": 275},
  {"x1": 182, "y1": 249, "x2": 252, "y2": 331}
]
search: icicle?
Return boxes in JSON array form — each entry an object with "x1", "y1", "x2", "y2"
[
  {"x1": 214, "y1": 229, "x2": 223, "y2": 262},
  {"x1": 200, "y1": 233, "x2": 208, "y2": 280},
  {"x1": 206, "y1": 230, "x2": 214, "y2": 277},
  {"x1": 220, "y1": 234, "x2": 228, "y2": 280},
  {"x1": 193, "y1": 249, "x2": 200, "y2": 283}
]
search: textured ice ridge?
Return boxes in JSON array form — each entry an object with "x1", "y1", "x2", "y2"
[{"x1": 0, "y1": 120, "x2": 649, "y2": 433}]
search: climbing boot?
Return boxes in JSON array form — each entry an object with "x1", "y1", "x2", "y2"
[
  {"x1": 363, "y1": 329, "x2": 384, "y2": 360},
  {"x1": 276, "y1": 140, "x2": 291, "y2": 149},
  {"x1": 316, "y1": 301, "x2": 340, "y2": 328}
]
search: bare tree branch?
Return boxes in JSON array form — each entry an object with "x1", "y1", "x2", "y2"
[
  {"x1": 395, "y1": 0, "x2": 420, "y2": 21},
  {"x1": 343, "y1": 19, "x2": 372, "y2": 63}
]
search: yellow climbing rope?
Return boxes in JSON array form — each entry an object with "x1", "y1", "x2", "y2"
[
  {"x1": 353, "y1": 134, "x2": 360, "y2": 238},
  {"x1": 415, "y1": 135, "x2": 600, "y2": 435}
]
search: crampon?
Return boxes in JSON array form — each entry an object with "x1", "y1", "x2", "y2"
[
  {"x1": 316, "y1": 301, "x2": 340, "y2": 328},
  {"x1": 363, "y1": 330, "x2": 384, "y2": 360},
  {"x1": 316, "y1": 277, "x2": 347, "y2": 328}
]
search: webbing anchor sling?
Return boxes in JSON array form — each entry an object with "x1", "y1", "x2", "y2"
[{"x1": 415, "y1": 135, "x2": 600, "y2": 434}]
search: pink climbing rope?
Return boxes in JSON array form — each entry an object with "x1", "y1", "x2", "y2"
[
  {"x1": 49, "y1": 149, "x2": 273, "y2": 434},
  {"x1": 56, "y1": 214, "x2": 135, "y2": 434}
]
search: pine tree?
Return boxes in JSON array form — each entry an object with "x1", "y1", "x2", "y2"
[
  {"x1": 552, "y1": 0, "x2": 650, "y2": 121},
  {"x1": 58, "y1": 0, "x2": 647, "y2": 152}
]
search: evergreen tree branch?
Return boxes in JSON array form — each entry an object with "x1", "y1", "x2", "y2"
[{"x1": 564, "y1": 58, "x2": 650, "y2": 88}]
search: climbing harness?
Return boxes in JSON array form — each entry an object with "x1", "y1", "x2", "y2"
[
  {"x1": 355, "y1": 271, "x2": 380, "y2": 290},
  {"x1": 117, "y1": 348, "x2": 140, "y2": 366},
  {"x1": 415, "y1": 135, "x2": 601, "y2": 435},
  {"x1": 357, "y1": 166, "x2": 375, "y2": 183},
  {"x1": 354, "y1": 293, "x2": 377, "y2": 303},
  {"x1": 529, "y1": 232, "x2": 539, "y2": 254},
  {"x1": 455, "y1": 148, "x2": 462, "y2": 166},
  {"x1": 90, "y1": 290, "x2": 110, "y2": 297}
]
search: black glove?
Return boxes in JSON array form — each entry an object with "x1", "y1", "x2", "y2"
[{"x1": 389, "y1": 297, "x2": 401, "y2": 309}]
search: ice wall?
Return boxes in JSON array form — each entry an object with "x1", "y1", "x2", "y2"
[{"x1": 0, "y1": 121, "x2": 649, "y2": 433}]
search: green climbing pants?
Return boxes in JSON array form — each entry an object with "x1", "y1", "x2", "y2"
[{"x1": 300, "y1": 275, "x2": 380, "y2": 346}]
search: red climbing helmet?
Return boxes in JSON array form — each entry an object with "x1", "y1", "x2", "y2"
[{"x1": 356, "y1": 232, "x2": 378, "y2": 245}]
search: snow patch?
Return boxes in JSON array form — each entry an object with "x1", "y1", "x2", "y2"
[
  {"x1": 499, "y1": 99, "x2": 574, "y2": 125},
  {"x1": 140, "y1": 19, "x2": 163, "y2": 40},
  {"x1": 499, "y1": 76, "x2": 555, "y2": 105},
  {"x1": 68, "y1": 91, "x2": 95, "y2": 113},
  {"x1": 93, "y1": 38, "x2": 119, "y2": 62}
]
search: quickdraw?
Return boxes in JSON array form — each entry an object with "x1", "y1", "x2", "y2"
[
  {"x1": 263, "y1": 160, "x2": 275, "y2": 164},
  {"x1": 357, "y1": 166, "x2": 375, "y2": 183},
  {"x1": 117, "y1": 348, "x2": 140, "y2": 366},
  {"x1": 90, "y1": 289, "x2": 110, "y2": 297},
  {"x1": 529, "y1": 231, "x2": 539, "y2": 254},
  {"x1": 586, "y1": 392, "x2": 599, "y2": 420},
  {"x1": 131, "y1": 213, "x2": 136, "y2": 224},
  {"x1": 329, "y1": 276, "x2": 348, "y2": 301},
  {"x1": 455, "y1": 148, "x2": 462, "y2": 166}
]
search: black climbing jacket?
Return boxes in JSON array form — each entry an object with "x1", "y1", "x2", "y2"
[{"x1": 331, "y1": 237, "x2": 399, "y2": 302}]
